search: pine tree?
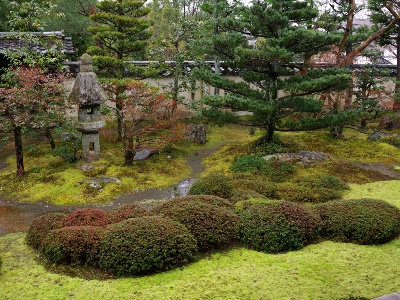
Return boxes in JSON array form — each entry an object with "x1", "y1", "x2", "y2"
[
  {"x1": 87, "y1": 0, "x2": 153, "y2": 140},
  {"x1": 197, "y1": 0, "x2": 350, "y2": 142}
]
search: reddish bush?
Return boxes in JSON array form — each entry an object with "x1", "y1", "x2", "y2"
[
  {"x1": 106, "y1": 204, "x2": 149, "y2": 224},
  {"x1": 26, "y1": 212, "x2": 67, "y2": 249},
  {"x1": 39, "y1": 226, "x2": 106, "y2": 265},
  {"x1": 63, "y1": 208, "x2": 109, "y2": 227},
  {"x1": 152, "y1": 198, "x2": 240, "y2": 251}
]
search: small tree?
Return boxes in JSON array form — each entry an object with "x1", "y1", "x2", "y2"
[
  {"x1": 0, "y1": 66, "x2": 66, "y2": 176},
  {"x1": 102, "y1": 80, "x2": 185, "y2": 165}
]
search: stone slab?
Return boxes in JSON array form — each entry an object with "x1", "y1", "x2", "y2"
[{"x1": 374, "y1": 293, "x2": 400, "y2": 300}]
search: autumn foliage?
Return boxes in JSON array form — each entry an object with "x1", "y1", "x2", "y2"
[
  {"x1": 103, "y1": 80, "x2": 186, "y2": 165},
  {"x1": 0, "y1": 66, "x2": 66, "y2": 176}
]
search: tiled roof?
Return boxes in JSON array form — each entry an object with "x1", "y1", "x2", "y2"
[{"x1": 0, "y1": 30, "x2": 74, "y2": 54}]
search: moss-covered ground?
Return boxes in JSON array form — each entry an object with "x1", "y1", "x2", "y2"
[
  {"x1": 2, "y1": 126, "x2": 400, "y2": 299},
  {"x1": 1, "y1": 232, "x2": 400, "y2": 299}
]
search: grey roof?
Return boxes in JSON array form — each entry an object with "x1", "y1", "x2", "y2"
[{"x1": 0, "y1": 30, "x2": 74, "y2": 54}]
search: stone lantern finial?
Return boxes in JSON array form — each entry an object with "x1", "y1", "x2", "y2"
[{"x1": 79, "y1": 53, "x2": 93, "y2": 72}]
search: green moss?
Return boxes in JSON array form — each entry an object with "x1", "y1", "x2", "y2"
[
  {"x1": 2, "y1": 232, "x2": 400, "y2": 299},
  {"x1": 344, "y1": 180, "x2": 400, "y2": 209}
]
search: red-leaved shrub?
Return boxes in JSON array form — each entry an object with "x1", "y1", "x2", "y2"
[
  {"x1": 63, "y1": 208, "x2": 109, "y2": 227},
  {"x1": 106, "y1": 203, "x2": 149, "y2": 224},
  {"x1": 26, "y1": 212, "x2": 67, "y2": 249}
]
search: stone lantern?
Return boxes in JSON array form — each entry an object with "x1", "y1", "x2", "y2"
[{"x1": 68, "y1": 53, "x2": 106, "y2": 162}]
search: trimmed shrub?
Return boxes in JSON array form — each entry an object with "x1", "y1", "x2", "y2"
[
  {"x1": 98, "y1": 216, "x2": 198, "y2": 276},
  {"x1": 240, "y1": 201, "x2": 322, "y2": 253},
  {"x1": 264, "y1": 160, "x2": 297, "y2": 182},
  {"x1": 230, "y1": 155, "x2": 268, "y2": 173},
  {"x1": 26, "y1": 212, "x2": 67, "y2": 249},
  {"x1": 315, "y1": 199, "x2": 400, "y2": 244},
  {"x1": 296, "y1": 176, "x2": 349, "y2": 191},
  {"x1": 106, "y1": 204, "x2": 149, "y2": 224},
  {"x1": 276, "y1": 183, "x2": 342, "y2": 203},
  {"x1": 175, "y1": 195, "x2": 233, "y2": 208},
  {"x1": 189, "y1": 173, "x2": 234, "y2": 198},
  {"x1": 152, "y1": 198, "x2": 240, "y2": 251},
  {"x1": 39, "y1": 226, "x2": 106, "y2": 265},
  {"x1": 250, "y1": 134, "x2": 290, "y2": 155},
  {"x1": 63, "y1": 208, "x2": 109, "y2": 227},
  {"x1": 232, "y1": 178, "x2": 277, "y2": 198},
  {"x1": 234, "y1": 199, "x2": 278, "y2": 214},
  {"x1": 229, "y1": 189, "x2": 267, "y2": 204}
]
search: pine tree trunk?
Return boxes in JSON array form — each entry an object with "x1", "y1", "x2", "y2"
[{"x1": 14, "y1": 126, "x2": 25, "y2": 177}]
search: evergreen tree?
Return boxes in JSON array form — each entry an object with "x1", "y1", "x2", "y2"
[
  {"x1": 369, "y1": 0, "x2": 400, "y2": 110},
  {"x1": 197, "y1": 0, "x2": 350, "y2": 142},
  {"x1": 87, "y1": 0, "x2": 153, "y2": 140},
  {"x1": 87, "y1": 0, "x2": 153, "y2": 78}
]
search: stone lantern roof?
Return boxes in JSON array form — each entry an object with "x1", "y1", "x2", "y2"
[{"x1": 68, "y1": 53, "x2": 106, "y2": 105}]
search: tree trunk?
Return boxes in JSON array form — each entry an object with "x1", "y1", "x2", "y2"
[
  {"x1": 394, "y1": 24, "x2": 400, "y2": 111},
  {"x1": 44, "y1": 127, "x2": 56, "y2": 150},
  {"x1": 263, "y1": 123, "x2": 275, "y2": 143},
  {"x1": 124, "y1": 137, "x2": 135, "y2": 165},
  {"x1": 14, "y1": 126, "x2": 25, "y2": 176}
]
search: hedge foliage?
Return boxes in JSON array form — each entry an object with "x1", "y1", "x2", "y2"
[
  {"x1": 315, "y1": 199, "x2": 400, "y2": 244},
  {"x1": 26, "y1": 212, "x2": 67, "y2": 249},
  {"x1": 98, "y1": 216, "x2": 198, "y2": 276},
  {"x1": 295, "y1": 176, "x2": 349, "y2": 191},
  {"x1": 239, "y1": 201, "x2": 322, "y2": 253},
  {"x1": 229, "y1": 189, "x2": 267, "y2": 204},
  {"x1": 152, "y1": 198, "x2": 239, "y2": 251},
  {"x1": 275, "y1": 183, "x2": 342, "y2": 203},
  {"x1": 176, "y1": 195, "x2": 233, "y2": 208},
  {"x1": 232, "y1": 178, "x2": 277, "y2": 198},
  {"x1": 63, "y1": 208, "x2": 109, "y2": 227},
  {"x1": 189, "y1": 173, "x2": 234, "y2": 198},
  {"x1": 230, "y1": 155, "x2": 268, "y2": 173},
  {"x1": 39, "y1": 226, "x2": 106, "y2": 265},
  {"x1": 106, "y1": 203, "x2": 149, "y2": 224}
]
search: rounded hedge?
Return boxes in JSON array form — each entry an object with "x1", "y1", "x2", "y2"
[
  {"x1": 229, "y1": 189, "x2": 267, "y2": 204},
  {"x1": 189, "y1": 173, "x2": 234, "y2": 198},
  {"x1": 152, "y1": 198, "x2": 240, "y2": 251},
  {"x1": 26, "y1": 212, "x2": 67, "y2": 249},
  {"x1": 106, "y1": 203, "x2": 149, "y2": 224},
  {"x1": 230, "y1": 155, "x2": 268, "y2": 173},
  {"x1": 63, "y1": 208, "x2": 109, "y2": 227},
  {"x1": 295, "y1": 176, "x2": 349, "y2": 191},
  {"x1": 39, "y1": 226, "x2": 106, "y2": 265},
  {"x1": 232, "y1": 178, "x2": 277, "y2": 198},
  {"x1": 240, "y1": 201, "x2": 322, "y2": 253},
  {"x1": 315, "y1": 199, "x2": 400, "y2": 244},
  {"x1": 98, "y1": 216, "x2": 198, "y2": 276},
  {"x1": 276, "y1": 184, "x2": 342, "y2": 203},
  {"x1": 176, "y1": 195, "x2": 233, "y2": 208}
]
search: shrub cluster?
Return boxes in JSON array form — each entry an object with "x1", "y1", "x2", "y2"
[
  {"x1": 176, "y1": 195, "x2": 233, "y2": 208},
  {"x1": 239, "y1": 201, "x2": 322, "y2": 253},
  {"x1": 26, "y1": 212, "x2": 67, "y2": 249},
  {"x1": 275, "y1": 183, "x2": 342, "y2": 203},
  {"x1": 98, "y1": 216, "x2": 198, "y2": 276},
  {"x1": 315, "y1": 199, "x2": 400, "y2": 244},
  {"x1": 264, "y1": 160, "x2": 297, "y2": 182},
  {"x1": 39, "y1": 226, "x2": 106, "y2": 265},
  {"x1": 62, "y1": 208, "x2": 109, "y2": 227},
  {"x1": 232, "y1": 177, "x2": 277, "y2": 198},
  {"x1": 296, "y1": 176, "x2": 349, "y2": 191},
  {"x1": 106, "y1": 203, "x2": 149, "y2": 224},
  {"x1": 152, "y1": 197, "x2": 239, "y2": 251},
  {"x1": 229, "y1": 189, "x2": 267, "y2": 204},
  {"x1": 189, "y1": 173, "x2": 234, "y2": 198},
  {"x1": 250, "y1": 134, "x2": 291, "y2": 155},
  {"x1": 230, "y1": 155, "x2": 268, "y2": 173}
]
